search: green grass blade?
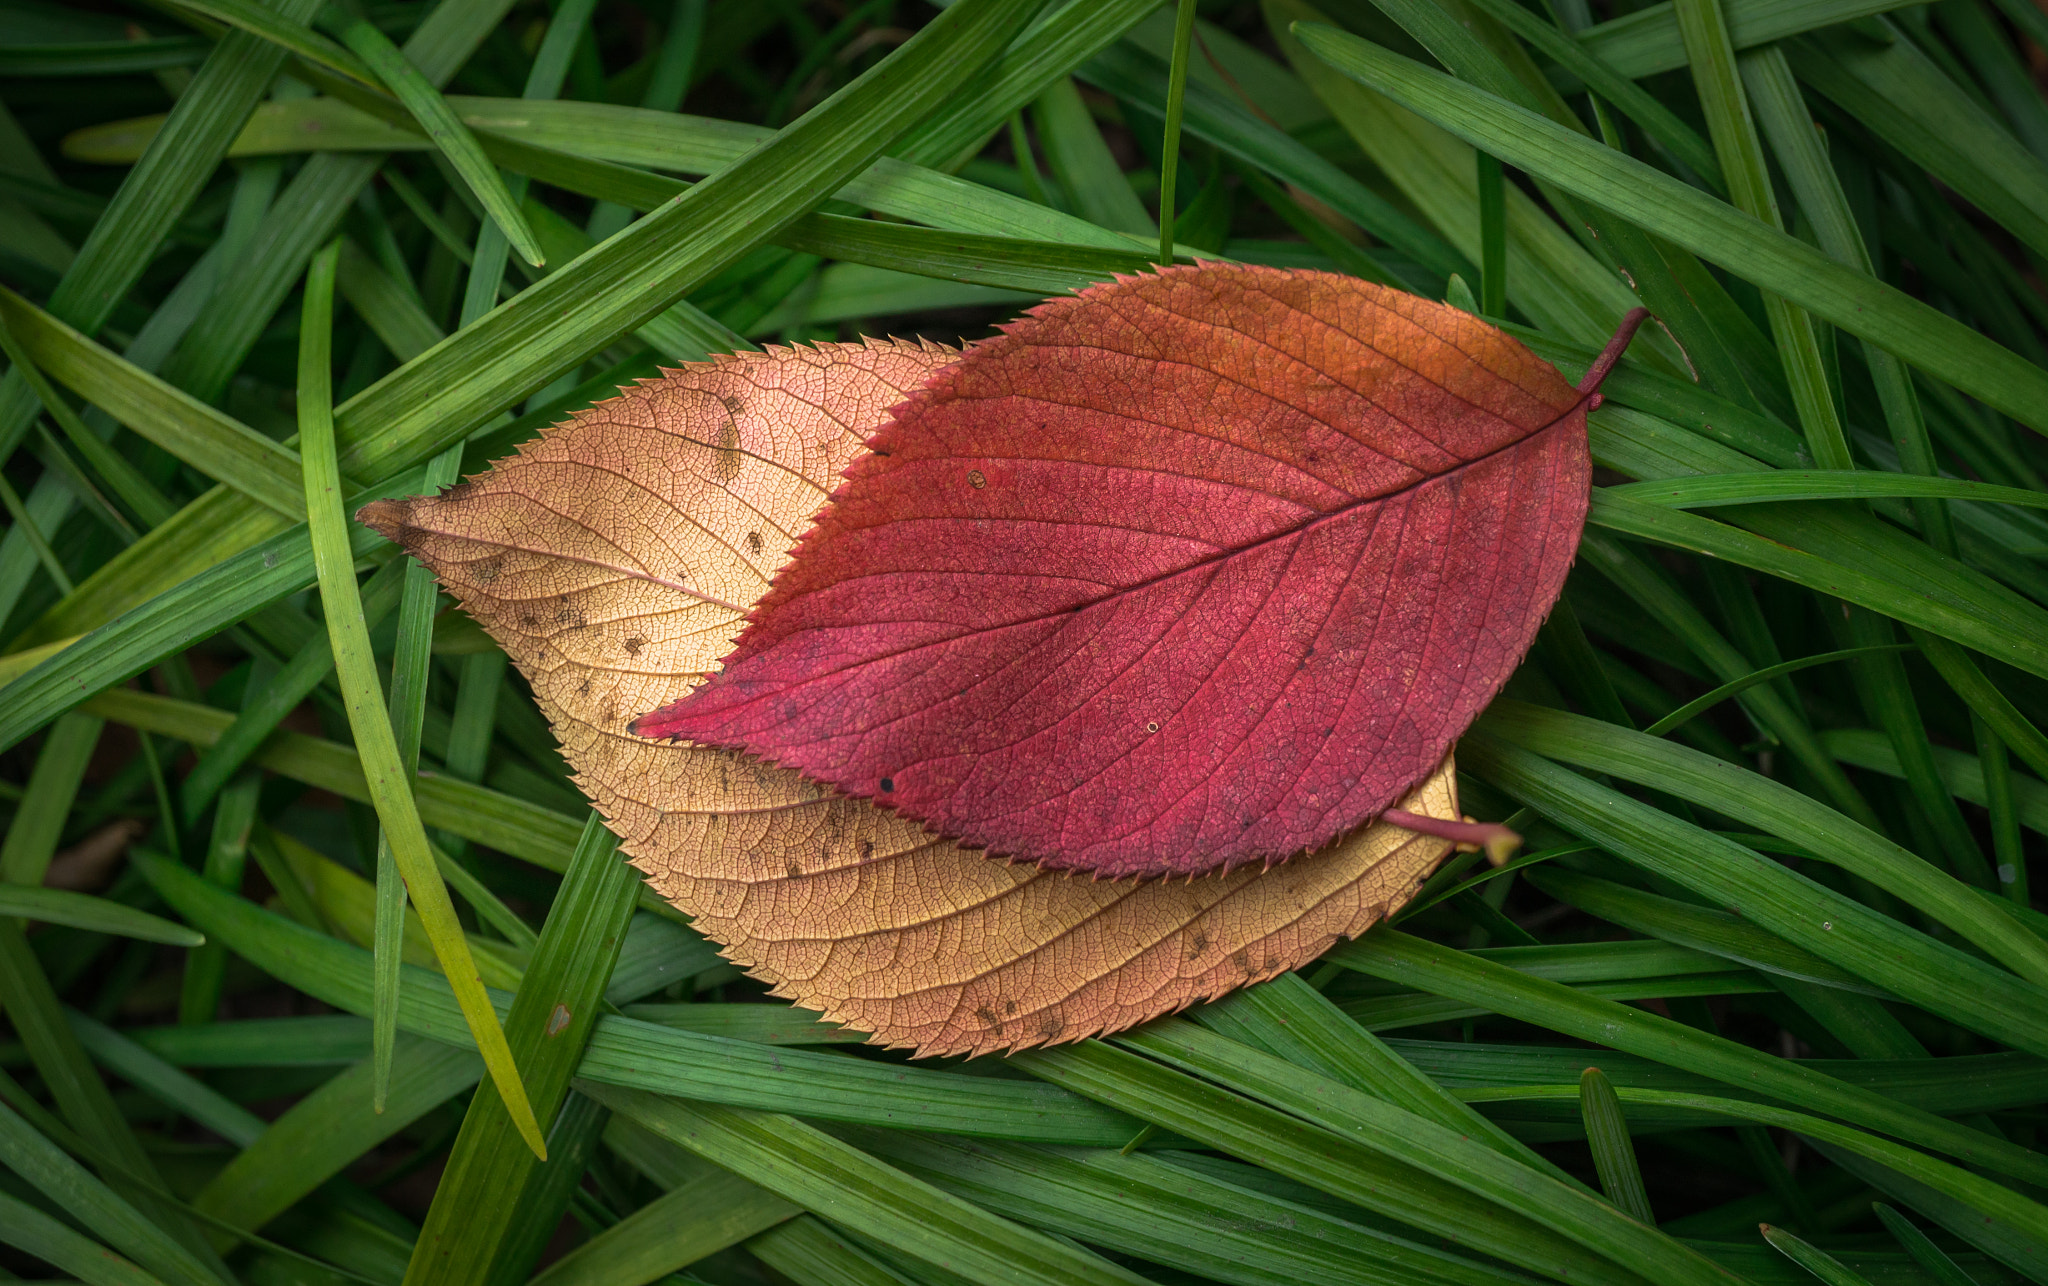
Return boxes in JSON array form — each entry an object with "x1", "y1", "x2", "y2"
[
  {"x1": 64, "y1": 1010, "x2": 261, "y2": 1146},
  {"x1": 1471, "y1": 709, "x2": 2048, "y2": 1028},
  {"x1": 157, "y1": 0, "x2": 376, "y2": 85},
  {"x1": 747, "y1": 1217, "x2": 923, "y2": 1286},
  {"x1": 1291, "y1": 21, "x2": 2048, "y2": 433},
  {"x1": 1786, "y1": 25, "x2": 2048, "y2": 263},
  {"x1": 1525, "y1": 867, "x2": 1882, "y2": 994},
  {"x1": 0, "y1": 710, "x2": 100, "y2": 883},
  {"x1": 177, "y1": 767, "x2": 261, "y2": 1024},
  {"x1": 326, "y1": 16, "x2": 542, "y2": 268},
  {"x1": 851, "y1": 1126, "x2": 1542, "y2": 1286},
  {"x1": 1606, "y1": 472, "x2": 2048, "y2": 509},
  {"x1": 1759, "y1": 1223, "x2": 1880, "y2": 1285},
  {"x1": 1578, "y1": 1068, "x2": 1653, "y2": 1224},
  {"x1": 0, "y1": 0, "x2": 321, "y2": 454},
  {"x1": 193, "y1": 1037, "x2": 482, "y2": 1243},
  {"x1": 1331, "y1": 925, "x2": 2048, "y2": 1188},
  {"x1": 1577, "y1": 0, "x2": 1916, "y2": 78},
  {"x1": 1020, "y1": 1040, "x2": 1657, "y2": 1286},
  {"x1": 1872, "y1": 1203, "x2": 1984, "y2": 1286},
  {"x1": 1196, "y1": 972, "x2": 1572, "y2": 1183},
  {"x1": 1121, "y1": 1020, "x2": 1740, "y2": 1285},
  {"x1": 525, "y1": 1170, "x2": 794, "y2": 1286},
  {"x1": 136, "y1": 855, "x2": 1149, "y2": 1144},
  {"x1": 1157, "y1": 0, "x2": 1199, "y2": 263},
  {"x1": 1913, "y1": 632, "x2": 2048, "y2": 785},
  {"x1": 1587, "y1": 494, "x2": 2048, "y2": 681},
  {"x1": 581, "y1": 1085, "x2": 1153, "y2": 1286},
  {"x1": 1461, "y1": 0, "x2": 1721, "y2": 188},
  {"x1": 0, "y1": 1187, "x2": 166, "y2": 1286},
  {"x1": 295, "y1": 237, "x2": 544, "y2": 1159},
  {"x1": 1640, "y1": 644, "x2": 1910, "y2": 737},
  {"x1": 0, "y1": 288, "x2": 308, "y2": 519},
  {"x1": 1030, "y1": 77, "x2": 1155, "y2": 240},
  {"x1": 405, "y1": 815, "x2": 639, "y2": 1286},
  {"x1": 0, "y1": 1099, "x2": 226, "y2": 1286},
  {"x1": 0, "y1": 887, "x2": 202, "y2": 946}
]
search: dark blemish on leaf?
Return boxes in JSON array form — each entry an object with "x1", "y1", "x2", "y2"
[
  {"x1": 787, "y1": 862, "x2": 804, "y2": 880},
  {"x1": 745, "y1": 531, "x2": 763, "y2": 554},
  {"x1": 1232, "y1": 949, "x2": 1252, "y2": 975},
  {"x1": 714, "y1": 416, "x2": 741, "y2": 480},
  {"x1": 1004, "y1": 999, "x2": 1017, "y2": 1015},
  {"x1": 1189, "y1": 930, "x2": 1208, "y2": 956},
  {"x1": 546, "y1": 1004, "x2": 571, "y2": 1036},
  {"x1": 577, "y1": 680, "x2": 590, "y2": 695},
  {"x1": 858, "y1": 839, "x2": 874, "y2": 860},
  {"x1": 721, "y1": 395, "x2": 744, "y2": 417},
  {"x1": 518, "y1": 612, "x2": 539, "y2": 629},
  {"x1": 879, "y1": 777, "x2": 895, "y2": 793},
  {"x1": 967, "y1": 469, "x2": 987, "y2": 489},
  {"x1": 976, "y1": 1006, "x2": 1000, "y2": 1028},
  {"x1": 472, "y1": 555, "x2": 502, "y2": 584},
  {"x1": 624, "y1": 636, "x2": 646, "y2": 655},
  {"x1": 1036, "y1": 1015, "x2": 1063, "y2": 1040}
]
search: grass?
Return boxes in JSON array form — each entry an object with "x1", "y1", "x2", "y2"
[{"x1": 0, "y1": 0, "x2": 2045, "y2": 1284}]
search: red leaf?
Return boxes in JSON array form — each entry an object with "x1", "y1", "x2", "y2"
[{"x1": 640, "y1": 264, "x2": 1643, "y2": 879}]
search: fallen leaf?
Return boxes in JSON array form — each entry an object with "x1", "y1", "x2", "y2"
[
  {"x1": 643, "y1": 264, "x2": 1638, "y2": 879},
  {"x1": 360, "y1": 330, "x2": 1463, "y2": 1055}
]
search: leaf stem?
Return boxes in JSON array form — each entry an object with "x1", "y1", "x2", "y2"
[{"x1": 1158, "y1": 0, "x2": 1198, "y2": 265}]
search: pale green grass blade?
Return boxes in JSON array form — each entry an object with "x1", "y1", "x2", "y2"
[
  {"x1": 1291, "y1": 22, "x2": 2048, "y2": 433},
  {"x1": 294, "y1": 237, "x2": 544, "y2": 1159},
  {"x1": 0, "y1": 887, "x2": 202, "y2": 946}
]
